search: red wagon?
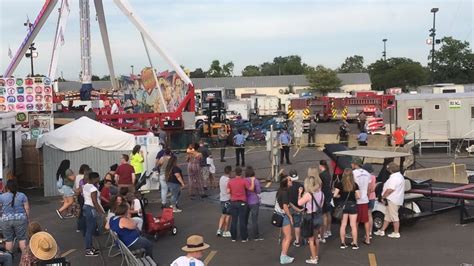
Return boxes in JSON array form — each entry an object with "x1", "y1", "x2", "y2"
[{"x1": 145, "y1": 208, "x2": 178, "y2": 240}]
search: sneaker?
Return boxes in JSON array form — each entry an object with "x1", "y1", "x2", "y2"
[
  {"x1": 305, "y1": 257, "x2": 319, "y2": 264},
  {"x1": 231, "y1": 239, "x2": 236, "y2": 242},
  {"x1": 85, "y1": 249, "x2": 99, "y2": 257},
  {"x1": 173, "y1": 207, "x2": 182, "y2": 213},
  {"x1": 292, "y1": 240, "x2": 301, "y2": 247},
  {"x1": 64, "y1": 214, "x2": 75, "y2": 219},
  {"x1": 254, "y1": 237, "x2": 264, "y2": 241},
  {"x1": 216, "y1": 229, "x2": 222, "y2": 237},
  {"x1": 223, "y1": 231, "x2": 231, "y2": 238},
  {"x1": 340, "y1": 243, "x2": 348, "y2": 249},
  {"x1": 241, "y1": 239, "x2": 248, "y2": 243},
  {"x1": 351, "y1": 243, "x2": 359, "y2": 250},
  {"x1": 318, "y1": 237, "x2": 326, "y2": 244},
  {"x1": 325, "y1": 231, "x2": 332, "y2": 237},
  {"x1": 280, "y1": 255, "x2": 294, "y2": 264},
  {"x1": 56, "y1": 210, "x2": 64, "y2": 219},
  {"x1": 76, "y1": 229, "x2": 81, "y2": 233},
  {"x1": 91, "y1": 247, "x2": 100, "y2": 254},
  {"x1": 387, "y1": 232, "x2": 401, "y2": 238},
  {"x1": 374, "y1": 230, "x2": 385, "y2": 236}
]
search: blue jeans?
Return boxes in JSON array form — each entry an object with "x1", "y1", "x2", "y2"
[
  {"x1": 159, "y1": 174, "x2": 168, "y2": 206},
  {"x1": 167, "y1": 182, "x2": 181, "y2": 206},
  {"x1": 83, "y1": 205, "x2": 97, "y2": 249},
  {"x1": 246, "y1": 204, "x2": 260, "y2": 239},
  {"x1": 230, "y1": 201, "x2": 248, "y2": 241},
  {"x1": 128, "y1": 237, "x2": 154, "y2": 259}
]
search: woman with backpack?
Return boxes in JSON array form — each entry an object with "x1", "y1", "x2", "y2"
[{"x1": 297, "y1": 174, "x2": 325, "y2": 264}]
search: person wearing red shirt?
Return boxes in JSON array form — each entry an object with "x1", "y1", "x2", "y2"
[
  {"x1": 392, "y1": 126, "x2": 408, "y2": 147},
  {"x1": 227, "y1": 167, "x2": 254, "y2": 242},
  {"x1": 115, "y1": 154, "x2": 136, "y2": 192},
  {"x1": 100, "y1": 180, "x2": 113, "y2": 212}
]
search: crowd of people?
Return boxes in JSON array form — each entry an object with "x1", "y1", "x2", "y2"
[{"x1": 272, "y1": 159, "x2": 405, "y2": 264}]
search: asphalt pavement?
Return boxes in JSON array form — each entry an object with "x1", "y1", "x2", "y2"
[{"x1": 17, "y1": 145, "x2": 474, "y2": 266}]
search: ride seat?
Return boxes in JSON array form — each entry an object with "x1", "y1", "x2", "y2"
[{"x1": 404, "y1": 179, "x2": 424, "y2": 201}]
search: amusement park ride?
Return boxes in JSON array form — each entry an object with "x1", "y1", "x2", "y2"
[{"x1": 3, "y1": 0, "x2": 195, "y2": 134}]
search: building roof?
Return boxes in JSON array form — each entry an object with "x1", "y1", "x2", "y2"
[
  {"x1": 396, "y1": 92, "x2": 474, "y2": 101},
  {"x1": 57, "y1": 73, "x2": 371, "y2": 92},
  {"x1": 192, "y1": 73, "x2": 371, "y2": 89},
  {"x1": 57, "y1": 81, "x2": 112, "y2": 92}
]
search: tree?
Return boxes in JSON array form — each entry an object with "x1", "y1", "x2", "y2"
[
  {"x1": 430, "y1": 36, "x2": 474, "y2": 84},
  {"x1": 368, "y1": 58, "x2": 428, "y2": 90},
  {"x1": 206, "y1": 60, "x2": 233, "y2": 77},
  {"x1": 306, "y1": 65, "x2": 342, "y2": 95},
  {"x1": 190, "y1": 68, "x2": 206, "y2": 78},
  {"x1": 260, "y1": 55, "x2": 307, "y2": 76},
  {"x1": 91, "y1": 75, "x2": 100, "y2": 81},
  {"x1": 242, "y1": 65, "x2": 262, "y2": 76},
  {"x1": 101, "y1": 75, "x2": 110, "y2": 81},
  {"x1": 338, "y1": 55, "x2": 367, "y2": 73}
]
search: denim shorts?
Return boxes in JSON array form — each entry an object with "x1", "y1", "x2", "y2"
[
  {"x1": 0, "y1": 218, "x2": 28, "y2": 241},
  {"x1": 292, "y1": 213, "x2": 302, "y2": 228},
  {"x1": 368, "y1": 199, "x2": 375, "y2": 210},
  {"x1": 220, "y1": 201, "x2": 231, "y2": 215},
  {"x1": 59, "y1": 185, "x2": 75, "y2": 197},
  {"x1": 282, "y1": 214, "x2": 291, "y2": 227}
]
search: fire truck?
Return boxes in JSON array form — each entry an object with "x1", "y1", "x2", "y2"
[{"x1": 291, "y1": 92, "x2": 395, "y2": 121}]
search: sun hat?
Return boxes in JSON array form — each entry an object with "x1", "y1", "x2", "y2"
[
  {"x1": 29, "y1": 232, "x2": 58, "y2": 260},
  {"x1": 181, "y1": 235, "x2": 210, "y2": 253}
]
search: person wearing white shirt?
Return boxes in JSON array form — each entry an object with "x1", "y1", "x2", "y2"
[
  {"x1": 351, "y1": 157, "x2": 371, "y2": 245},
  {"x1": 374, "y1": 162, "x2": 405, "y2": 239},
  {"x1": 216, "y1": 166, "x2": 232, "y2": 238},
  {"x1": 171, "y1": 235, "x2": 210, "y2": 266}
]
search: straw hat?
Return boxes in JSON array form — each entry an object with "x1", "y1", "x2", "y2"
[
  {"x1": 29, "y1": 232, "x2": 58, "y2": 260},
  {"x1": 181, "y1": 235, "x2": 210, "y2": 252}
]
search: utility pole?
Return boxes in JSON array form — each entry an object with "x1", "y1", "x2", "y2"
[
  {"x1": 382, "y1": 38, "x2": 387, "y2": 61},
  {"x1": 130, "y1": 65, "x2": 134, "y2": 75},
  {"x1": 430, "y1": 8, "x2": 439, "y2": 84}
]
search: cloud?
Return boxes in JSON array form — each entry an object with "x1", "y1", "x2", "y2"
[{"x1": 1, "y1": 0, "x2": 472, "y2": 78}]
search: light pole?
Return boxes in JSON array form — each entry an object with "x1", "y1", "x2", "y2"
[
  {"x1": 25, "y1": 43, "x2": 38, "y2": 76},
  {"x1": 430, "y1": 8, "x2": 439, "y2": 84},
  {"x1": 382, "y1": 39, "x2": 387, "y2": 61},
  {"x1": 130, "y1": 65, "x2": 134, "y2": 75}
]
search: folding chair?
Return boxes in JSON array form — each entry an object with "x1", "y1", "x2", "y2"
[
  {"x1": 107, "y1": 231, "x2": 122, "y2": 258},
  {"x1": 115, "y1": 236, "x2": 156, "y2": 266}
]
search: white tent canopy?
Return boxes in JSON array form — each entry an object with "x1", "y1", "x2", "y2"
[{"x1": 36, "y1": 116, "x2": 136, "y2": 151}]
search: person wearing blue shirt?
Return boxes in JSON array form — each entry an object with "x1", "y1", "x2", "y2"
[
  {"x1": 233, "y1": 130, "x2": 246, "y2": 166},
  {"x1": 357, "y1": 130, "x2": 368, "y2": 146},
  {"x1": 279, "y1": 128, "x2": 292, "y2": 165}
]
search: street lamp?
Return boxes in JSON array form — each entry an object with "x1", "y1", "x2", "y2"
[
  {"x1": 430, "y1": 8, "x2": 439, "y2": 84},
  {"x1": 25, "y1": 43, "x2": 38, "y2": 76},
  {"x1": 382, "y1": 38, "x2": 388, "y2": 61},
  {"x1": 130, "y1": 65, "x2": 134, "y2": 75}
]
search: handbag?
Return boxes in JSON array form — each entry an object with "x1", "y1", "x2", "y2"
[
  {"x1": 333, "y1": 191, "x2": 351, "y2": 220},
  {"x1": 56, "y1": 177, "x2": 63, "y2": 190},
  {"x1": 301, "y1": 193, "x2": 323, "y2": 238},
  {"x1": 271, "y1": 200, "x2": 284, "y2": 227}
]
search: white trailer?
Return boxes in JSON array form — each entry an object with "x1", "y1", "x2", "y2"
[
  {"x1": 250, "y1": 95, "x2": 280, "y2": 116},
  {"x1": 396, "y1": 93, "x2": 474, "y2": 142},
  {"x1": 227, "y1": 101, "x2": 250, "y2": 121}
]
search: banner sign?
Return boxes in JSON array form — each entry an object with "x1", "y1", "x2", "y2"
[{"x1": 0, "y1": 77, "x2": 53, "y2": 112}]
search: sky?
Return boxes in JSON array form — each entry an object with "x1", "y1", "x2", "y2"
[{"x1": 0, "y1": 0, "x2": 472, "y2": 80}]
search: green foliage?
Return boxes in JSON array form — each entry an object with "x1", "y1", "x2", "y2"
[
  {"x1": 206, "y1": 60, "x2": 234, "y2": 77},
  {"x1": 91, "y1": 75, "x2": 100, "y2": 81},
  {"x1": 101, "y1": 75, "x2": 110, "y2": 81},
  {"x1": 338, "y1": 55, "x2": 367, "y2": 73},
  {"x1": 305, "y1": 65, "x2": 342, "y2": 95},
  {"x1": 430, "y1": 36, "x2": 474, "y2": 84},
  {"x1": 368, "y1": 58, "x2": 428, "y2": 90},
  {"x1": 242, "y1": 65, "x2": 262, "y2": 76},
  {"x1": 190, "y1": 68, "x2": 206, "y2": 78}
]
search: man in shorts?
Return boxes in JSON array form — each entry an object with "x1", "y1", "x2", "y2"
[
  {"x1": 352, "y1": 157, "x2": 371, "y2": 245},
  {"x1": 374, "y1": 162, "x2": 405, "y2": 238},
  {"x1": 287, "y1": 170, "x2": 304, "y2": 247}
]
